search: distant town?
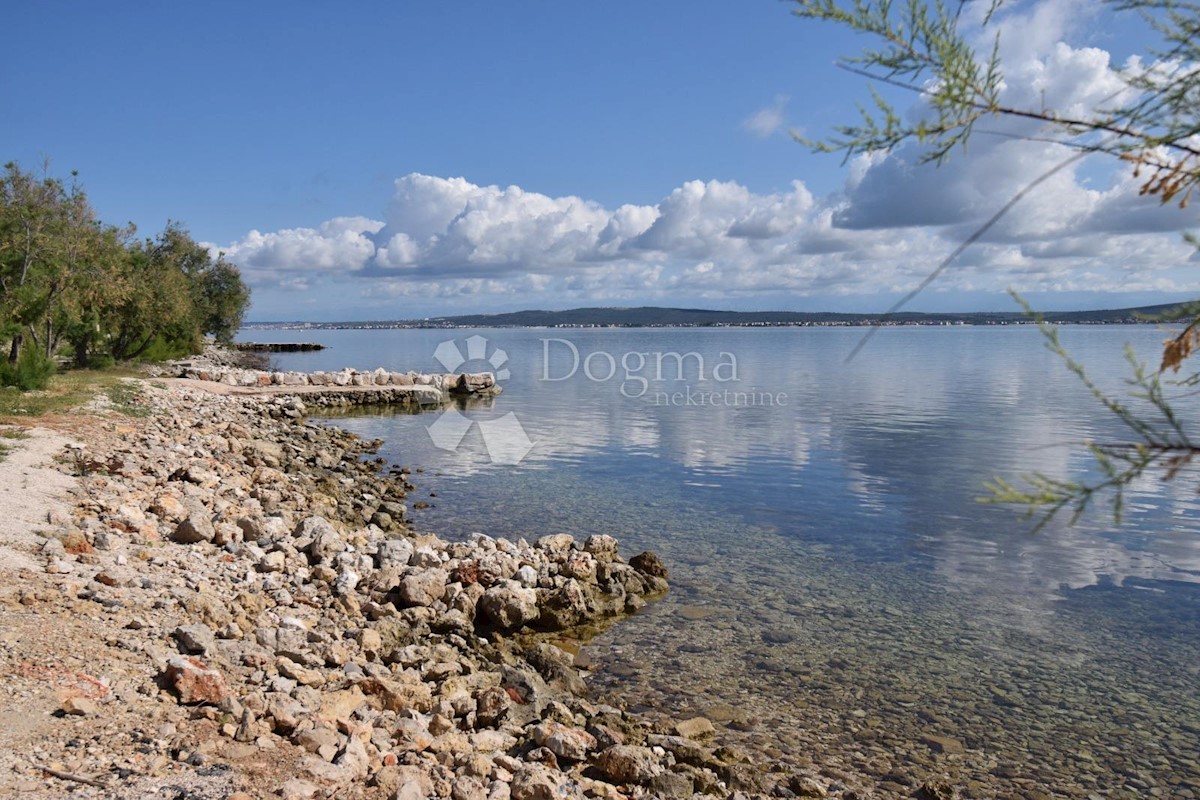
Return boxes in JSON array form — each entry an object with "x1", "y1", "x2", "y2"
[{"x1": 243, "y1": 303, "x2": 1188, "y2": 331}]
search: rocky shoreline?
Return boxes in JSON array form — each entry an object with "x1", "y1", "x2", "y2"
[{"x1": 0, "y1": 378, "x2": 846, "y2": 799}]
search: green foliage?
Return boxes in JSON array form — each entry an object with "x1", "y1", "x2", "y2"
[
  {"x1": 981, "y1": 295, "x2": 1196, "y2": 529},
  {"x1": 0, "y1": 340, "x2": 55, "y2": 390},
  {"x1": 136, "y1": 334, "x2": 193, "y2": 363},
  {"x1": 791, "y1": 1, "x2": 1200, "y2": 204},
  {"x1": 793, "y1": 1, "x2": 1200, "y2": 527},
  {"x1": 1, "y1": 161, "x2": 252, "y2": 371}
]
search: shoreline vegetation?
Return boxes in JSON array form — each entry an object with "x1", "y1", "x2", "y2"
[
  {"x1": 1, "y1": 161, "x2": 251, "y2": 393},
  {"x1": 0, "y1": 348, "x2": 895, "y2": 799}
]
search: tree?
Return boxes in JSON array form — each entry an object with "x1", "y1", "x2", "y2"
[
  {"x1": 0, "y1": 161, "x2": 66, "y2": 366},
  {"x1": 791, "y1": 0, "x2": 1200, "y2": 526},
  {"x1": 1, "y1": 162, "x2": 253, "y2": 379}
]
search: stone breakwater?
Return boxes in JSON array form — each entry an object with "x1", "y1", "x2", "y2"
[
  {"x1": 158, "y1": 360, "x2": 502, "y2": 410},
  {"x1": 164, "y1": 362, "x2": 498, "y2": 395},
  {"x1": 0, "y1": 382, "x2": 837, "y2": 799}
]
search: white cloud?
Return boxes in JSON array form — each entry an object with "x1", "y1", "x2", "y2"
[
  {"x1": 219, "y1": 3, "x2": 1200, "y2": 313},
  {"x1": 213, "y1": 216, "x2": 381, "y2": 273},
  {"x1": 742, "y1": 95, "x2": 789, "y2": 138}
]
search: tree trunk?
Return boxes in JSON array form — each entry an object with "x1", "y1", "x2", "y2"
[
  {"x1": 7, "y1": 334, "x2": 20, "y2": 365},
  {"x1": 73, "y1": 337, "x2": 90, "y2": 369}
]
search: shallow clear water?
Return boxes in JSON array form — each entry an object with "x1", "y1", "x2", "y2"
[{"x1": 255, "y1": 325, "x2": 1200, "y2": 797}]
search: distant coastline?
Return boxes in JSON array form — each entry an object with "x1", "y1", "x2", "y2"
[{"x1": 242, "y1": 302, "x2": 1187, "y2": 331}]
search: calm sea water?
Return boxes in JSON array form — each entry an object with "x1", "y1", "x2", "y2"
[{"x1": 253, "y1": 325, "x2": 1200, "y2": 797}]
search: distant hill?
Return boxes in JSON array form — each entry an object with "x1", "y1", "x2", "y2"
[{"x1": 245, "y1": 302, "x2": 1191, "y2": 329}]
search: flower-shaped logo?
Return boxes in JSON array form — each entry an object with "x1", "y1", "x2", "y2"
[{"x1": 426, "y1": 335, "x2": 533, "y2": 465}]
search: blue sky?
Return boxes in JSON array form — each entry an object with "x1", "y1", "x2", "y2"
[{"x1": 3, "y1": 1, "x2": 1197, "y2": 320}]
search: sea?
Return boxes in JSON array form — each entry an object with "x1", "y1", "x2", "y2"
[{"x1": 248, "y1": 324, "x2": 1200, "y2": 798}]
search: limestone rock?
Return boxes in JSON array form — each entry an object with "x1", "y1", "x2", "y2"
[
  {"x1": 593, "y1": 745, "x2": 662, "y2": 785},
  {"x1": 163, "y1": 655, "x2": 230, "y2": 704},
  {"x1": 479, "y1": 583, "x2": 540, "y2": 630},
  {"x1": 171, "y1": 512, "x2": 214, "y2": 544},
  {"x1": 174, "y1": 623, "x2": 216, "y2": 655},
  {"x1": 532, "y1": 721, "x2": 597, "y2": 762},
  {"x1": 629, "y1": 550, "x2": 668, "y2": 579},
  {"x1": 397, "y1": 568, "x2": 448, "y2": 607},
  {"x1": 674, "y1": 716, "x2": 716, "y2": 740}
]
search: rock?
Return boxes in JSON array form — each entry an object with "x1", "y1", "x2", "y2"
[
  {"x1": 788, "y1": 776, "x2": 829, "y2": 797},
  {"x1": 294, "y1": 515, "x2": 338, "y2": 543},
  {"x1": 244, "y1": 439, "x2": 285, "y2": 467},
  {"x1": 358, "y1": 628, "x2": 383, "y2": 660},
  {"x1": 629, "y1": 550, "x2": 668, "y2": 579},
  {"x1": 397, "y1": 568, "x2": 448, "y2": 607},
  {"x1": 59, "y1": 696, "x2": 98, "y2": 716},
  {"x1": 479, "y1": 583, "x2": 540, "y2": 630},
  {"x1": 917, "y1": 780, "x2": 958, "y2": 800},
  {"x1": 171, "y1": 512, "x2": 214, "y2": 544},
  {"x1": 474, "y1": 686, "x2": 511, "y2": 727},
  {"x1": 294, "y1": 727, "x2": 340, "y2": 755},
  {"x1": 510, "y1": 764, "x2": 572, "y2": 800},
  {"x1": 334, "y1": 735, "x2": 370, "y2": 780},
  {"x1": 279, "y1": 778, "x2": 321, "y2": 800},
  {"x1": 93, "y1": 569, "x2": 121, "y2": 587},
  {"x1": 451, "y1": 775, "x2": 487, "y2": 800},
  {"x1": 308, "y1": 528, "x2": 346, "y2": 564},
  {"x1": 277, "y1": 656, "x2": 326, "y2": 687},
  {"x1": 674, "y1": 716, "x2": 716, "y2": 739},
  {"x1": 360, "y1": 675, "x2": 434, "y2": 713},
  {"x1": 393, "y1": 717, "x2": 434, "y2": 752},
  {"x1": 152, "y1": 494, "x2": 187, "y2": 522},
  {"x1": 561, "y1": 551, "x2": 596, "y2": 581},
  {"x1": 649, "y1": 771, "x2": 694, "y2": 799},
  {"x1": 173, "y1": 623, "x2": 216, "y2": 655},
  {"x1": 377, "y1": 538, "x2": 414, "y2": 569},
  {"x1": 922, "y1": 734, "x2": 965, "y2": 755},
  {"x1": 267, "y1": 694, "x2": 306, "y2": 733},
  {"x1": 583, "y1": 534, "x2": 619, "y2": 560},
  {"x1": 258, "y1": 550, "x2": 287, "y2": 572},
  {"x1": 726, "y1": 763, "x2": 770, "y2": 793},
  {"x1": 388, "y1": 766, "x2": 435, "y2": 800},
  {"x1": 531, "y1": 721, "x2": 597, "y2": 762},
  {"x1": 335, "y1": 567, "x2": 360, "y2": 595},
  {"x1": 163, "y1": 656, "x2": 230, "y2": 704},
  {"x1": 645, "y1": 735, "x2": 714, "y2": 767},
  {"x1": 539, "y1": 580, "x2": 590, "y2": 630},
  {"x1": 593, "y1": 745, "x2": 662, "y2": 784},
  {"x1": 514, "y1": 565, "x2": 538, "y2": 587}
]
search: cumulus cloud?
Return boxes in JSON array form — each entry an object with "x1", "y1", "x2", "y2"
[
  {"x1": 213, "y1": 216, "x2": 382, "y2": 275},
  {"x1": 216, "y1": 1, "x2": 1200, "y2": 312},
  {"x1": 742, "y1": 95, "x2": 789, "y2": 138}
]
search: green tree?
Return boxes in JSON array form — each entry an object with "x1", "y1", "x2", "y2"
[
  {"x1": 792, "y1": 0, "x2": 1200, "y2": 525},
  {"x1": 0, "y1": 161, "x2": 66, "y2": 366},
  {"x1": 2, "y1": 163, "x2": 253, "y2": 378},
  {"x1": 155, "y1": 222, "x2": 250, "y2": 346},
  {"x1": 193, "y1": 256, "x2": 251, "y2": 345}
]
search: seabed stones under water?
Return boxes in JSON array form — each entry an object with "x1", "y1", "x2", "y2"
[
  {"x1": 397, "y1": 464, "x2": 1200, "y2": 798},
  {"x1": 576, "y1": 523, "x2": 1200, "y2": 800}
]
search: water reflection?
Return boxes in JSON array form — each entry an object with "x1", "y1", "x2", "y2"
[
  {"x1": 262, "y1": 325, "x2": 1200, "y2": 597},
  {"x1": 254, "y1": 324, "x2": 1200, "y2": 794}
]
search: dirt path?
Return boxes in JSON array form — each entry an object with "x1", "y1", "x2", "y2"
[
  {"x1": 0, "y1": 426, "x2": 78, "y2": 576},
  {"x1": 0, "y1": 421, "x2": 261, "y2": 798}
]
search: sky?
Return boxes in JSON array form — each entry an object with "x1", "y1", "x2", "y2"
[{"x1": 3, "y1": 0, "x2": 1198, "y2": 321}]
